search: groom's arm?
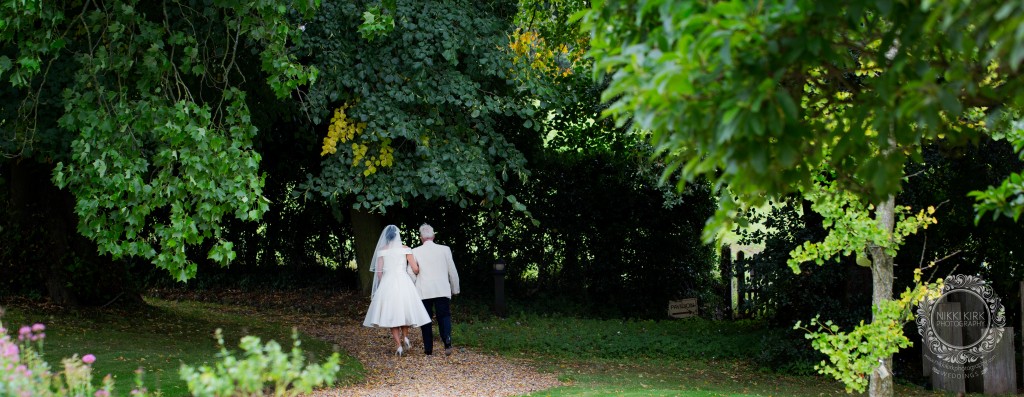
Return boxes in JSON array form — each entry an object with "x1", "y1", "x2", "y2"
[{"x1": 445, "y1": 247, "x2": 460, "y2": 295}]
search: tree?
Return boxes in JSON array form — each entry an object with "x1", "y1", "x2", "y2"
[
  {"x1": 1, "y1": 0, "x2": 319, "y2": 301},
  {"x1": 296, "y1": 0, "x2": 533, "y2": 293},
  {"x1": 581, "y1": 0, "x2": 1024, "y2": 395}
]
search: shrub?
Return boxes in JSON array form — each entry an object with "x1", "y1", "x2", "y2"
[
  {"x1": 0, "y1": 320, "x2": 114, "y2": 397},
  {"x1": 1, "y1": 311, "x2": 340, "y2": 397},
  {"x1": 179, "y1": 329, "x2": 341, "y2": 397},
  {"x1": 754, "y1": 328, "x2": 823, "y2": 376}
]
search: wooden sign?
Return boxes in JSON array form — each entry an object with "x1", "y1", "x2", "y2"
[{"x1": 668, "y1": 298, "x2": 698, "y2": 318}]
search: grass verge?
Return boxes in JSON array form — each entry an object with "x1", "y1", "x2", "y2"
[{"x1": 1, "y1": 297, "x2": 362, "y2": 396}]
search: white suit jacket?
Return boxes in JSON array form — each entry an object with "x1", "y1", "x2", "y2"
[{"x1": 412, "y1": 241, "x2": 460, "y2": 299}]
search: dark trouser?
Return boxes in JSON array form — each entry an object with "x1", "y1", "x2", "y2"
[{"x1": 420, "y1": 297, "x2": 452, "y2": 354}]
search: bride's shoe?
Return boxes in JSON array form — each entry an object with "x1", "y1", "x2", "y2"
[
  {"x1": 403, "y1": 337, "x2": 411, "y2": 349},
  {"x1": 396, "y1": 346, "x2": 404, "y2": 357}
]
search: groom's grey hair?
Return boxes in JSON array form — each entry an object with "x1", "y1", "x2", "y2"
[{"x1": 419, "y1": 223, "x2": 436, "y2": 239}]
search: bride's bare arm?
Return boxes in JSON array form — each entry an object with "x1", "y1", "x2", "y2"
[{"x1": 407, "y1": 254, "x2": 420, "y2": 275}]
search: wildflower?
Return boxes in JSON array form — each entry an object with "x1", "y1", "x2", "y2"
[
  {"x1": 299, "y1": 24, "x2": 306, "y2": 32},
  {"x1": 95, "y1": 390, "x2": 111, "y2": 397},
  {"x1": 82, "y1": 354, "x2": 96, "y2": 364},
  {"x1": 31, "y1": 323, "x2": 45, "y2": 332},
  {"x1": 17, "y1": 326, "x2": 30, "y2": 340},
  {"x1": 2, "y1": 342, "x2": 18, "y2": 359}
]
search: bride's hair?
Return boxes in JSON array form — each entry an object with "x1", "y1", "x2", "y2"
[{"x1": 384, "y1": 224, "x2": 399, "y2": 244}]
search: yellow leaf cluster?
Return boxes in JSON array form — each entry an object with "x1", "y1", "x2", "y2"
[
  {"x1": 364, "y1": 139, "x2": 395, "y2": 176},
  {"x1": 914, "y1": 206, "x2": 940, "y2": 229},
  {"x1": 353, "y1": 138, "x2": 395, "y2": 177},
  {"x1": 507, "y1": 28, "x2": 582, "y2": 78},
  {"x1": 321, "y1": 103, "x2": 367, "y2": 156},
  {"x1": 352, "y1": 142, "x2": 369, "y2": 166},
  {"x1": 320, "y1": 103, "x2": 397, "y2": 177}
]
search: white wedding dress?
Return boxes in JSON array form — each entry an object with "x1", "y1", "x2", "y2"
[{"x1": 363, "y1": 247, "x2": 432, "y2": 328}]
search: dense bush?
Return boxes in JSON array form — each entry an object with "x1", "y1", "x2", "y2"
[
  {"x1": 897, "y1": 140, "x2": 1024, "y2": 330},
  {"x1": 734, "y1": 197, "x2": 872, "y2": 374},
  {"x1": 396, "y1": 72, "x2": 722, "y2": 320},
  {"x1": 401, "y1": 146, "x2": 719, "y2": 319},
  {"x1": 736, "y1": 197, "x2": 872, "y2": 328},
  {"x1": 735, "y1": 138, "x2": 1024, "y2": 375}
]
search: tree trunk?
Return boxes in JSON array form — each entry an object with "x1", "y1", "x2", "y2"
[
  {"x1": 9, "y1": 160, "x2": 75, "y2": 305},
  {"x1": 350, "y1": 208, "x2": 384, "y2": 296},
  {"x1": 868, "y1": 196, "x2": 896, "y2": 397}
]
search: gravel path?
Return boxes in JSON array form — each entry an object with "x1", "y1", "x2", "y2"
[
  {"x1": 310, "y1": 318, "x2": 560, "y2": 397},
  {"x1": 149, "y1": 288, "x2": 561, "y2": 397}
]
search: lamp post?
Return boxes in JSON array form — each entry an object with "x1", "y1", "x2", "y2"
[{"x1": 493, "y1": 259, "x2": 506, "y2": 317}]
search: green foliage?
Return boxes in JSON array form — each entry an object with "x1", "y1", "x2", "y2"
[
  {"x1": 580, "y1": 0, "x2": 1024, "y2": 236},
  {"x1": 577, "y1": 3, "x2": 1024, "y2": 393},
  {"x1": 54, "y1": 92, "x2": 267, "y2": 282},
  {"x1": 787, "y1": 181, "x2": 937, "y2": 272},
  {"x1": 736, "y1": 197, "x2": 871, "y2": 326},
  {"x1": 797, "y1": 311, "x2": 910, "y2": 393},
  {"x1": 300, "y1": 0, "x2": 530, "y2": 213},
  {"x1": 357, "y1": 4, "x2": 396, "y2": 40},
  {"x1": 1, "y1": 321, "x2": 114, "y2": 397},
  {"x1": 3, "y1": 298, "x2": 359, "y2": 396},
  {"x1": 395, "y1": 72, "x2": 719, "y2": 318},
  {"x1": 1, "y1": 1, "x2": 319, "y2": 282},
  {"x1": 898, "y1": 139, "x2": 1024, "y2": 316},
  {"x1": 755, "y1": 329, "x2": 825, "y2": 376},
  {"x1": 795, "y1": 269, "x2": 942, "y2": 393},
  {"x1": 970, "y1": 120, "x2": 1024, "y2": 221},
  {"x1": 507, "y1": 0, "x2": 590, "y2": 83},
  {"x1": 179, "y1": 329, "x2": 341, "y2": 397}
]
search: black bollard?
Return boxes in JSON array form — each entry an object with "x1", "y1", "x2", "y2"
[{"x1": 493, "y1": 259, "x2": 506, "y2": 317}]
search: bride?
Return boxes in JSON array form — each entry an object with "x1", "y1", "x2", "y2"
[{"x1": 362, "y1": 224, "x2": 432, "y2": 356}]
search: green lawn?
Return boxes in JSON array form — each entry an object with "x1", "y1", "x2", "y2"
[
  {"x1": 2, "y1": 298, "x2": 362, "y2": 396},
  {"x1": 454, "y1": 314, "x2": 950, "y2": 397},
  {"x1": 3, "y1": 295, "x2": 957, "y2": 397}
]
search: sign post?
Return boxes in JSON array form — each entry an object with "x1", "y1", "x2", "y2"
[{"x1": 668, "y1": 298, "x2": 698, "y2": 319}]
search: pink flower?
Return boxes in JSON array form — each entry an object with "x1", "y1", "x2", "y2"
[
  {"x1": 94, "y1": 390, "x2": 111, "y2": 397},
  {"x1": 82, "y1": 354, "x2": 96, "y2": 364},
  {"x1": 17, "y1": 326, "x2": 30, "y2": 340},
  {"x1": 31, "y1": 324, "x2": 45, "y2": 332},
  {"x1": 2, "y1": 343, "x2": 17, "y2": 358}
]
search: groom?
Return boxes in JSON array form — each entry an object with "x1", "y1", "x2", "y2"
[{"x1": 412, "y1": 223, "x2": 461, "y2": 355}]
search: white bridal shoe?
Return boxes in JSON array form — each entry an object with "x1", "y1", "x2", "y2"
[
  {"x1": 396, "y1": 346, "x2": 404, "y2": 357},
  {"x1": 403, "y1": 337, "x2": 411, "y2": 349}
]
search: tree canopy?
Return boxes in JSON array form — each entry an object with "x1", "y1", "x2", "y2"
[
  {"x1": 1, "y1": 0, "x2": 319, "y2": 282},
  {"x1": 579, "y1": 0, "x2": 1024, "y2": 394},
  {"x1": 582, "y1": 0, "x2": 1024, "y2": 231},
  {"x1": 298, "y1": 0, "x2": 531, "y2": 213}
]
